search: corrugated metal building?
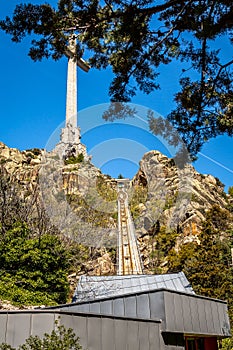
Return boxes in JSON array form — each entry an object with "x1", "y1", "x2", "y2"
[{"x1": 0, "y1": 272, "x2": 231, "y2": 349}]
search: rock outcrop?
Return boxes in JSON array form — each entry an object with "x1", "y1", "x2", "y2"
[
  {"x1": 132, "y1": 150, "x2": 230, "y2": 244},
  {"x1": 1, "y1": 142, "x2": 231, "y2": 243}
]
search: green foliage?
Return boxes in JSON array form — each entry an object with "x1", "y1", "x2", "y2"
[
  {"x1": 96, "y1": 176, "x2": 117, "y2": 202},
  {"x1": 226, "y1": 203, "x2": 233, "y2": 214},
  {"x1": 25, "y1": 152, "x2": 35, "y2": 159},
  {"x1": 163, "y1": 192, "x2": 179, "y2": 210},
  {"x1": 215, "y1": 177, "x2": 225, "y2": 188},
  {"x1": 0, "y1": 321, "x2": 82, "y2": 349},
  {"x1": 67, "y1": 192, "x2": 116, "y2": 228},
  {"x1": 205, "y1": 203, "x2": 231, "y2": 232},
  {"x1": 152, "y1": 226, "x2": 178, "y2": 256},
  {"x1": 64, "y1": 153, "x2": 84, "y2": 165},
  {"x1": 221, "y1": 338, "x2": 233, "y2": 350},
  {"x1": 0, "y1": 222, "x2": 70, "y2": 306},
  {"x1": 1, "y1": 1, "x2": 233, "y2": 156},
  {"x1": 117, "y1": 174, "x2": 124, "y2": 179},
  {"x1": 0, "y1": 345, "x2": 14, "y2": 350},
  {"x1": 228, "y1": 186, "x2": 233, "y2": 198},
  {"x1": 130, "y1": 184, "x2": 148, "y2": 219},
  {"x1": 227, "y1": 187, "x2": 233, "y2": 212},
  {"x1": 30, "y1": 148, "x2": 41, "y2": 156},
  {"x1": 66, "y1": 242, "x2": 90, "y2": 273},
  {"x1": 167, "y1": 205, "x2": 233, "y2": 324},
  {"x1": 167, "y1": 242, "x2": 196, "y2": 273},
  {"x1": 149, "y1": 226, "x2": 178, "y2": 273}
]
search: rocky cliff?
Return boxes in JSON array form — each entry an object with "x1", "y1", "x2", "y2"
[
  {"x1": 129, "y1": 150, "x2": 232, "y2": 272},
  {"x1": 0, "y1": 142, "x2": 232, "y2": 277},
  {"x1": 132, "y1": 150, "x2": 229, "y2": 237}
]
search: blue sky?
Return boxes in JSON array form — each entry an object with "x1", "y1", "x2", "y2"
[{"x1": 0, "y1": 1, "x2": 232, "y2": 191}]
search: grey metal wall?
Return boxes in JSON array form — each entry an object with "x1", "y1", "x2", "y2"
[
  {"x1": 62, "y1": 289, "x2": 231, "y2": 337},
  {"x1": 0, "y1": 312, "x2": 58, "y2": 348},
  {"x1": 63, "y1": 290, "x2": 166, "y2": 320},
  {"x1": 0, "y1": 289, "x2": 230, "y2": 349},
  {"x1": 60, "y1": 313, "x2": 164, "y2": 350},
  {"x1": 0, "y1": 311, "x2": 167, "y2": 350},
  {"x1": 163, "y1": 291, "x2": 231, "y2": 337}
]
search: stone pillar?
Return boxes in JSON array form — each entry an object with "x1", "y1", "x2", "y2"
[
  {"x1": 65, "y1": 35, "x2": 78, "y2": 130},
  {"x1": 54, "y1": 35, "x2": 90, "y2": 161}
]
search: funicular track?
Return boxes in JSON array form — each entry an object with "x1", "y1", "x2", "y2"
[{"x1": 117, "y1": 180, "x2": 143, "y2": 275}]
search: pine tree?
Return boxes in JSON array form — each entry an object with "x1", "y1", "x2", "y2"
[{"x1": 1, "y1": 1, "x2": 233, "y2": 157}]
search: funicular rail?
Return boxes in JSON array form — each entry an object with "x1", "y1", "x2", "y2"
[{"x1": 117, "y1": 180, "x2": 143, "y2": 275}]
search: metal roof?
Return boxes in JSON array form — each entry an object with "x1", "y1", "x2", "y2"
[{"x1": 72, "y1": 272, "x2": 195, "y2": 302}]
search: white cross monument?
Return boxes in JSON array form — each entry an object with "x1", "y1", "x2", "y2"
[{"x1": 56, "y1": 35, "x2": 90, "y2": 159}]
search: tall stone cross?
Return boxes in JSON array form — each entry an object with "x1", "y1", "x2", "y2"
[
  {"x1": 59, "y1": 35, "x2": 90, "y2": 155},
  {"x1": 65, "y1": 35, "x2": 90, "y2": 128},
  {"x1": 65, "y1": 35, "x2": 78, "y2": 129}
]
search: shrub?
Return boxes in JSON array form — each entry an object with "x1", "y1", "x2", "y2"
[
  {"x1": 64, "y1": 154, "x2": 84, "y2": 165},
  {"x1": 228, "y1": 186, "x2": 233, "y2": 197},
  {"x1": 0, "y1": 321, "x2": 83, "y2": 349},
  {"x1": 0, "y1": 222, "x2": 70, "y2": 306}
]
